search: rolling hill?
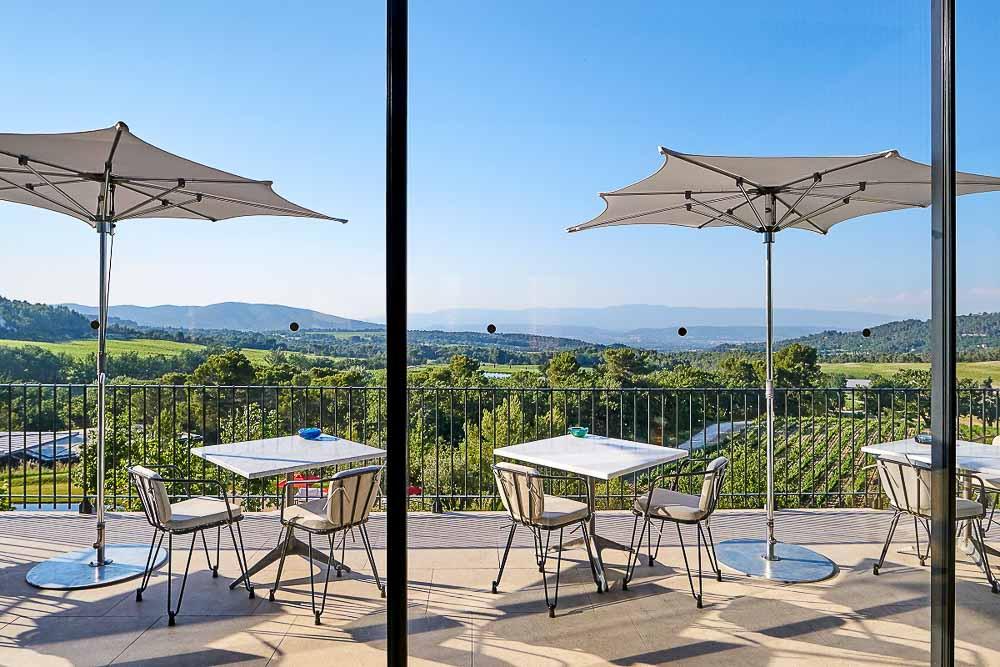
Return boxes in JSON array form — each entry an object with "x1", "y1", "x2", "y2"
[
  {"x1": 775, "y1": 312, "x2": 1000, "y2": 359},
  {"x1": 63, "y1": 302, "x2": 382, "y2": 333}
]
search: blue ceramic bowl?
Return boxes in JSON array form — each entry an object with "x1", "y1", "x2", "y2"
[
  {"x1": 298, "y1": 427, "x2": 322, "y2": 440},
  {"x1": 568, "y1": 426, "x2": 589, "y2": 438}
]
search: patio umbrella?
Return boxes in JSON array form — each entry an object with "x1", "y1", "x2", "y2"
[
  {"x1": 571, "y1": 146, "x2": 1000, "y2": 582},
  {"x1": 0, "y1": 122, "x2": 341, "y2": 589}
]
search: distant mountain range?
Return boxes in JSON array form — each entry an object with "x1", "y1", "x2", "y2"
[
  {"x1": 400, "y1": 305, "x2": 896, "y2": 350},
  {"x1": 38, "y1": 300, "x2": 898, "y2": 349},
  {"x1": 62, "y1": 302, "x2": 381, "y2": 333}
]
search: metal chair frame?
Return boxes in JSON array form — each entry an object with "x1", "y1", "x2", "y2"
[
  {"x1": 870, "y1": 457, "x2": 999, "y2": 593},
  {"x1": 128, "y1": 464, "x2": 254, "y2": 626},
  {"x1": 623, "y1": 460, "x2": 728, "y2": 608},
  {"x1": 269, "y1": 465, "x2": 385, "y2": 625},
  {"x1": 491, "y1": 464, "x2": 600, "y2": 618}
]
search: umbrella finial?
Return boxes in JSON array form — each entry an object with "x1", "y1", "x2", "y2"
[{"x1": 114, "y1": 121, "x2": 130, "y2": 133}]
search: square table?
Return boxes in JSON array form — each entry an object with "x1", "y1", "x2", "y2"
[
  {"x1": 862, "y1": 438, "x2": 1000, "y2": 560},
  {"x1": 191, "y1": 433, "x2": 385, "y2": 589},
  {"x1": 494, "y1": 433, "x2": 687, "y2": 589}
]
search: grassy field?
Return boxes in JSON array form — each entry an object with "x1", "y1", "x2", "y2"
[
  {"x1": 0, "y1": 337, "x2": 205, "y2": 359},
  {"x1": 822, "y1": 361, "x2": 1000, "y2": 383},
  {"x1": 4, "y1": 465, "x2": 84, "y2": 505},
  {"x1": 0, "y1": 337, "x2": 290, "y2": 364}
]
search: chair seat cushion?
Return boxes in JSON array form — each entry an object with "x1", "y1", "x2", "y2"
[
  {"x1": 634, "y1": 488, "x2": 708, "y2": 522},
  {"x1": 536, "y1": 495, "x2": 589, "y2": 527},
  {"x1": 164, "y1": 496, "x2": 241, "y2": 531},
  {"x1": 954, "y1": 497, "x2": 984, "y2": 520},
  {"x1": 284, "y1": 497, "x2": 336, "y2": 531},
  {"x1": 905, "y1": 497, "x2": 984, "y2": 520}
]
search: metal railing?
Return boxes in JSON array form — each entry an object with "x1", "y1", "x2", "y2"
[{"x1": 2, "y1": 383, "x2": 997, "y2": 512}]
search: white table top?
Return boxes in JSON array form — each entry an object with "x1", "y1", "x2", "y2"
[
  {"x1": 493, "y1": 434, "x2": 687, "y2": 481},
  {"x1": 862, "y1": 438, "x2": 1000, "y2": 478},
  {"x1": 190, "y1": 433, "x2": 385, "y2": 480}
]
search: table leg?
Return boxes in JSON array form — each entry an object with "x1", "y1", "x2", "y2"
[
  {"x1": 228, "y1": 528, "x2": 353, "y2": 590},
  {"x1": 560, "y1": 477, "x2": 632, "y2": 592}
]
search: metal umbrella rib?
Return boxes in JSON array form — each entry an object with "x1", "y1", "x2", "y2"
[
  {"x1": 572, "y1": 146, "x2": 1000, "y2": 583},
  {"x1": 1, "y1": 122, "x2": 343, "y2": 590}
]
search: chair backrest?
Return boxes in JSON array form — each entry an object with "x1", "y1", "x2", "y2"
[
  {"x1": 698, "y1": 457, "x2": 728, "y2": 514},
  {"x1": 325, "y1": 465, "x2": 383, "y2": 529},
  {"x1": 992, "y1": 434, "x2": 1000, "y2": 447},
  {"x1": 876, "y1": 457, "x2": 931, "y2": 514},
  {"x1": 128, "y1": 465, "x2": 172, "y2": 527},
  {"x1": 493, "y1": 462, "x2": 544, "y2": 525}
]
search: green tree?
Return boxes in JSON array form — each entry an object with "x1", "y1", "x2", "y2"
[
  {"x1": 599, "y1": 348, "x2": 648, "y2": 387},
  {"x1": 448, "y1": 354, "x2": 482, "y2": 385},
  {"x1": 771, "y1": 343, "x2": 822, "y2": 388},
  {"x1": 718, "y1": 353, "x2": 761, "y2": 388},
  {"x1": 189, "y1": 350, "x2": 256, "y2": 386},
  {"x1": 544, "y1": 351, "x2": 586, "y2": 387}
]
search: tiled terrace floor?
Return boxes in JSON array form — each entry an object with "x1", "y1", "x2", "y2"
[{"x1": 1, "y1": 509, "x2": 998, "y2": 665}]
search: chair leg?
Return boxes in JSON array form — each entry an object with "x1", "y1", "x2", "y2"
[
  {"x1": 166, "y1": 532, "x2": 197, "y2": 626},
  {"x1": 492, "y1": 523, "x2": 516, "y2": 594},
  {"x1": 201, "y1": 529, "x2": 218, "y2": 578},
  {"x1": 649, "y1": 522, "x2": 664, "y2": 567},
  {"x1": 676, "y1": 524, "x2": 701, "y2": 608},
  {"x1": 308, "y1": 532, "x2": 335, "y2": 625},
  {"x1": 874, "y1": 511, "x2": 901, "y2": 575},
  {"x1": 136, "y1": 529, "x2": 163, "y2": 602},
  {"x1": 647, "y1": 516, "x2": 654, "y2": 566},
  {"x1": 269, "y1": 526, "x2": 294, "y2": 602},
  {"x1": 228, "y1": 520, "x2": 255, "y2": 598},
  {"x1": 541, "y1": 528, "x2": 564, "y2": 618},
  {"x1": 530, "y1": 528, "x2": 544, "y2": 572},
  {"x1": 337, "y1": 529, "x2": 347, "y2": 578},
  {"x1": 623, "y1": 515, "x2": 648, "y2": 591},
  {"x1": 359, "y1": 524, "x2": 386, "y2": 598},
  {"x1": 913, "y1": 516, "x2": 927, "y2": 566},
  {"x1": 696, "y1": 521, "x2": 703, "y2": 607},
  {"x1": 972, "y1": 519, "x2": 1000, "y2": 594},
  {"x1": 704, "y1": 522, "x2": 722, "y2": 582}
]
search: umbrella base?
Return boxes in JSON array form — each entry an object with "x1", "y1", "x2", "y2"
[
  {"x1": 26, "y1": 544, "x2": 166, "y2": 590},
  {"x1": 716, "y1": 538, "x2": 837, "y2": 583}
]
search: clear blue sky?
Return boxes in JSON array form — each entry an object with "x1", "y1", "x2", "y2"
[{"x1": 0, "y1": 1, "x2": 998, "y2": 322}]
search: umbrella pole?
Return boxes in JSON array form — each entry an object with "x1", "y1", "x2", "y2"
[
  {"x1": 714, "y1": 193, "x2": 835, "y2": 582},
  {"x1": 93, "y1": 220, "x2": 111, "y2": 566},
  {"x1": 763, "y1": 221, "x2": 777, "y2": 562}
]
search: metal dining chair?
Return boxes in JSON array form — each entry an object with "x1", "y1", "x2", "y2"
[
  {"x1": 871, "y1": 456, "x2": 998, "y2": 593},
  {"x1": 269, "y1": 464, "x2": 385, "y2": 625},
  {"x1": 128, "y1": 464, "x2": 254, "y2": 626},
  {"x1": 491, "y1": 462, "x2": 601, "y2": 617},
  {"x1": 623, "y1": 457, "x2": 728, "y2": 608}
]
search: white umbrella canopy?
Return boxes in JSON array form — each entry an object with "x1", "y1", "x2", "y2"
[
  {"x1": 570, "y1": 147, "x2": 1000, "y2": 235},
  {"x1": 572, "y1": 147, "x2": 1000, "y2": 583},
  {"x1": 0, "y1": 122, "x2": 342, "y2": 224},
  {"x1": 8, "y1": 122, "x2": 341, "y2": 590}
]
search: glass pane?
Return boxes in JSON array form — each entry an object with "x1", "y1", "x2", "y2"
[
  {"x1": 955, "y1": 2, "x2": 1000, "y2": 659},
  {"x1": 0, "y1": 3, "x2": 388, "y2": 656},
  {"x1": 409, "y1": 2, "x2": 934, "y2": 664}
]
